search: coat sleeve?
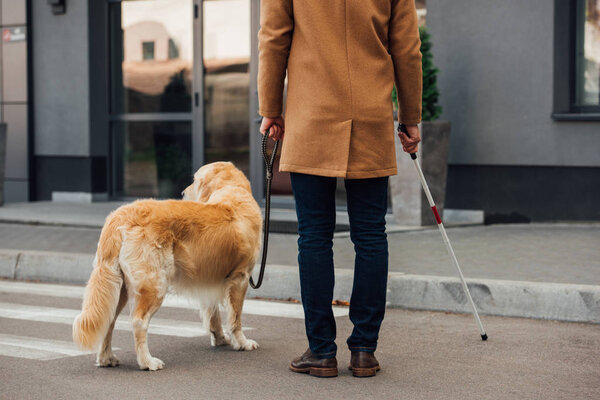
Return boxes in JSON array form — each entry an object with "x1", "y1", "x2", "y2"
[
  {"x1": 389, "y1": 0, "x2": 423, "y2": 125},
  {"x1": 257, "y1": 0, "x2": 294, "y2": 118}
]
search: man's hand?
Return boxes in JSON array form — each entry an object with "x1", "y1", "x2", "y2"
[
  {"x1": 260, "y1": 115, "x2": 285, "y2": 141},
  {"x1": 398, "y1": 124, "x2": 421, "y2": 154}
]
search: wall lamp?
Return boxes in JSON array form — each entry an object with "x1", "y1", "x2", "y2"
[{"x1": 48, "y1": 0, "x2": 66, "y2": 15}]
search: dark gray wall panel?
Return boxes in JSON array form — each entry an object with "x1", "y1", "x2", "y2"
[
  {"x1": 88, "y1": 0, "x2": 109, "y2": 157},
  {"x1": 4, "y1": 179, "x2": 28, "y2": 202},
  {"x1": 446, "y1": 165, "x2": 600, "y2": 222},
  {"x1": 34, "y1": 156, "x2": 107, "y2": 200}
]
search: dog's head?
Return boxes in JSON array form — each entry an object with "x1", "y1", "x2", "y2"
[{"x1": 182, "y1": 161, "x2": 252, "y2": 202}]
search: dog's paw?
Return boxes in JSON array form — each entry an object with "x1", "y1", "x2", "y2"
[
  {"x1": 211, "y1": 333, "x2": 231, "y2": 347},
  {"x1": 236, "y1": 339, "x2": 259, "y2": 351},
  {"x1": 140, "y1": 357, "x2": 165, "y2": 371},
  {"x1": 96, "y1": 353, "x2": 120, "y2": 367}
]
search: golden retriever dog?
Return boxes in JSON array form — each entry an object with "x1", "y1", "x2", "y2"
[{"x1": 72, "y1": 161, "x2": 262, "y2": 370}]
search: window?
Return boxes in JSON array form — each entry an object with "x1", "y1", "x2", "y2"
[
  {"x1": 574, "y1": 0, "x2": 600, "y2": 108},
  {"x1": 109, "y1": 0, "x2": 194, "y2": 199},
  {"x1": 142, "y1": 41, "x2": 155, "y2": 60},
  {"x1": 109, "y1": 2, "x2": 192, "y2": 114},
  {"x1": 553, "y1": 0, "x2": 600, "y2": 119},
  {"x1": 168, "y1": 38, "x2": 179, "y2": 59}
]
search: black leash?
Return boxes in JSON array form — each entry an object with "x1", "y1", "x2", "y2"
[{"x1": 249, "y1": 130, "x2": 280, "y2": 289}]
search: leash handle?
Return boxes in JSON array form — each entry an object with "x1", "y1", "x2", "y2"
[
  {"x1": 249, "y1": 129, "x2": 280, "y2": 289},
  {"x1": 398, "y1": 123, "x2": 418, "y2": 160}
]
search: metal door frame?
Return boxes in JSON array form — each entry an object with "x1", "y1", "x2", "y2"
[
  {"x1": 192, "y1": 0, "x2": 205, "y2": 172},
  {"x1": 249, "y1": 0, "x2": 264, "y2": 204}
]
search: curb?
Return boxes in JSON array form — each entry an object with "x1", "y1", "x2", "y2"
[
  {"x1": 1, "y1": 249, "x2": 598, "y2": 324},
  {"x1": 0, "y1": 249, "x2": 94, "y2": 283},
  {"x1": 252, "y1": 265, "x2": 600, "y2": 324}
]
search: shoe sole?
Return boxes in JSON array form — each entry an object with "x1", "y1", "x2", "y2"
[
  {"x1": 289, "y1": 365, "x2": 338, "y2": 378},
  {"x1": 348, "y1": 365, "x2": 381, "y2": 378}
]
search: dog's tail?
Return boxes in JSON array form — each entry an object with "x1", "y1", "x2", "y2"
[{"x1": 73, "y1": 213, "x2": 125, "y2": 350}]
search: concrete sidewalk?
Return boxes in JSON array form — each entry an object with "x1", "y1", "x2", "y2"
[
  {"x1": 0, "y1": 202, "x2": 599, "y2": 323},
  {"x1": 0, "y1": 201, "x2": 483, "y2": 232}
]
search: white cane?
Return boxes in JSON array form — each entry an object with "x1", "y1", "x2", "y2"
[{"x1": 399, "y1": 123, "x2": 488, "y2": 341}]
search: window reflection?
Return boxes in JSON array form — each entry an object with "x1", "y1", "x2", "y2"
[
  {"x1": 203, "y1": 0, "x2": 250, "y2": 178},
  {"x1": 576, "y1": 0, "x2": 600, "y2": 105},
  {"x1": 111, "y1": 0, "x2": 193, "y2": 113},
  {"x1": 112, "y1": 121, "x2": 192, "y2": 199}
]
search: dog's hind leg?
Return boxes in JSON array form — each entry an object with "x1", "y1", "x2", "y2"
[
  {"x1": 131, "y1": 285, "x2": 165, "y2": 371},
  {"x1": 202, "y1": 304, "x2": 230, "y2": 347},
  {"x1": 96, "y1": 283, "x2": 128, "y2": 367},
  {"x1": 225, "y1": 272, "x2": 258, "y2": 351}
]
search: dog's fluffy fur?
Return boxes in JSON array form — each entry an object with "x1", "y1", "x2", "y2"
[{"x1": 72, "y1": 161, "x2": 263, "y2": 370}]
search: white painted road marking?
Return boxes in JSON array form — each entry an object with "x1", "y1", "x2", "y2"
[
  {"x1": 0, "y1": 281, "x2": 349, "y2": 362},
  {"x1": 0, "y1": 302, "x2": 214, "y2": 338},
  {"x1": 0, "y1": 334, "x2": 118, "y2": 360},
  {"x1": 0, "y1": 280, "x2": 84, "y2": 299},
  {"x1": 0, "y1": 281, "x2": 349, "y2": 318}
]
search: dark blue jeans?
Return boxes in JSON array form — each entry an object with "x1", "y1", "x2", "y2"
[{"x1": 290, "y1": 172, "x2": 389, "y2": 359}]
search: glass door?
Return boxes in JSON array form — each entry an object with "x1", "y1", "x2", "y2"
[
  {"x1": 108, "y1": 0, "x2": 296, "y2": 205},
  {"x1": 202, "y1": 0, "x2": 251, "y2": 178},
  {"x1": 109, "y1": 0, "x2": 195, "y2": 199}
]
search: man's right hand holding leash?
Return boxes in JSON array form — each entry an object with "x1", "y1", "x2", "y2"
[{"x1": 260, "y1": 116, "x2": 285, "y2": 141}]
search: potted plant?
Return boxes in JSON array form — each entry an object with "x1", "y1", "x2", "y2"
[{"x1": 390, "y1": 25, "x2": 451, "y2": 226}]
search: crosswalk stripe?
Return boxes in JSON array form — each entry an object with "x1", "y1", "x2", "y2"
[
  {"x1": 0, "y1": 302, "x2": 215, "y2": 338},
  {"x1": 0, "y1": 280, "x2": 83, "y2": 299},
  {"x1": 0, "y1": 281, "x2": 349, "y2": 318},
  {"x1": 0, "y1": 333, "x2": 115, "y2": 360},
  {"x1": 0, "y1": 343, "x2": 67, "y2": 361}
]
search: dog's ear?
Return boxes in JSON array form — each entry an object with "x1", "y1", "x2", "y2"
[
  {"x1": 193, "y1": 181, "x2": 203, "y2": 201},
  {"x1": 186, "y1": 171, "x2": 204, "y2": 201},
  {"x1": 195, "y1": 165, "x2": 225, "y2": 201},
  {"x1": 195, "y1": 178, "x2": 212, "y2": 202},
  {"x1": 198, "y1": 176, "x2": 225, "y2": 201}
]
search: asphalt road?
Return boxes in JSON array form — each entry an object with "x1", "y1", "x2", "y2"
[{"x1": 0, "y1": 281, "x2": 599, "y2": 399}]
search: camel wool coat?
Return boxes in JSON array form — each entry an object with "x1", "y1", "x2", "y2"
[{"x1": 257, "y1": 0, "x2": 423, "y2": 179}]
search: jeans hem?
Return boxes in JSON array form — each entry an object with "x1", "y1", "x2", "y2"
[
  {"x1": 348, "y1": 346, "x2": 376, "y2": 352},
  {"x1": 310, "y1": 350, "x2": 337, "y2": 359}
]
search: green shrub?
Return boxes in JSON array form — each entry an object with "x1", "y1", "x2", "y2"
[
  {"x1": 419, "y1": 26, "x2": 442, "y2": 121},
  {"x1": 392, "y1": 25, "x2": 442, "y2": 121}
]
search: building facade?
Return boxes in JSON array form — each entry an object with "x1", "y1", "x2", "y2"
[
  {"x1": 1, "y1": 0, "x2": 598, "y2": 222},
  {"x1": 2, "y1": 0, "x2": 272, "y2": 204},
  {"x1": 427, "y1": 0, "x2": 599, "y2": 221}
]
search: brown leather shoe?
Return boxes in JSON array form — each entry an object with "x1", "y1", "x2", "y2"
[
  {"x1": 348, "y1": 351, "x2": 381, "y2": 377},
  {"x1": 289, "y1": 348, "x2": 338, "y2": 378}
]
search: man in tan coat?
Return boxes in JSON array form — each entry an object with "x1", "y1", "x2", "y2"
[{"x1": 258, "y1": 0, "x2": 423, "y2": 377}]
